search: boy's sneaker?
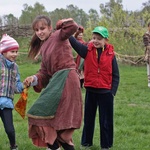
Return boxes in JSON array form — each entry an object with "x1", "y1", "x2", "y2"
[
  {"x1": 46, "y1": 148, "x2": 61, "y2": 150},
  {"x1": 10, "y1": 145, "x2": 18, "y2": 150},
  {"x1": 80, "y1": 145, "x2": 92, "y2": 150}
]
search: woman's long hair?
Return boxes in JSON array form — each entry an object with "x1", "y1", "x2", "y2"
[{"x1": 28, "y1": 15, "x2": 51, "y2": 59}]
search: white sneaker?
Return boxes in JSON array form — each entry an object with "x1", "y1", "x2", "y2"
[
  {"x1": 80, "y1": 145, "x2": 92, "y2": 150},
  {"x1": 46, "y1": 148, "x2": 61, "y2": 150},
  {"x1": 148, "y1": 82, "x2": 150, "y2": 87},
  {"x1": 10, "y1": 145, "x2": 18, "y2": 150}
]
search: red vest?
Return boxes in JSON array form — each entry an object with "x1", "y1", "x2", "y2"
[{"x1": 84, "y1": 43, "x2": 114, "y2": 89}]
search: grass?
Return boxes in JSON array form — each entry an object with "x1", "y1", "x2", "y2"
[{"x1": 0, "y1": 62, "x2": 150, "y2": 150}]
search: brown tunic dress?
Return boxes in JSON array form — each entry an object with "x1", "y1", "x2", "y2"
[{"x1": 28, "y1": 20, "x2": 83, "y2": 147}]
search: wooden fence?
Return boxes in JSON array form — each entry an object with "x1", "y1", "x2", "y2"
[
  {"x1": 0, "y1": 25, "x2": 146, "y2": 66},
  {"x1": 0, "y1": 25, "x2": 33, "y2": 37},
  {"x1": 115, "y1": 52, "x2": 145, "y2": 66}
]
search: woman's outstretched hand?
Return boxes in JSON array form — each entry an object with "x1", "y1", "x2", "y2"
[{"x1": 23, "y1": 76, "x2": 35, "y2": 87}]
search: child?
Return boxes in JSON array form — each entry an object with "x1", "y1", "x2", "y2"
[
  {"x1": 69, "y1": 26, "x2": 120, "y2": 150},
  {"x1": 74, "y1": 25, "x2": 86, "y2": 88},
  {"x1": 23, "y1": 16, "x2": 82, "y2": 150},
  {"x1": 0, "y1": 34, "x2": 24, "y2": 150}
]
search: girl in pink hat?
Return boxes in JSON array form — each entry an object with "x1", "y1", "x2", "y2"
[{"x1": 0, "y1": 34, "x2": 25, "y2": 150}]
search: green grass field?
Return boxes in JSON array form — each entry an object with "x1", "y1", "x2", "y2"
[{"x1": 0, "y1": 62, "x2": 150, "y2": 150}]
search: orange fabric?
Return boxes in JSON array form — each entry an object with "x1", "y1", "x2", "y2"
[{"x1": 15, "y1": 88, "x2": 28, "y2": 119}]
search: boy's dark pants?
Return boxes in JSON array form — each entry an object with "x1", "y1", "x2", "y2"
[
  {"x1": 81, "y1": 91, "x2": 114, "y2": 148},
  {"x1": 0, "y1": 108, "x2": 16, "y2": 146}
]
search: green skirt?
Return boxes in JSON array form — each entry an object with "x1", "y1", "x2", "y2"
[{"x1": 27, "y1": 69, "x2": 70, "y2": 119}]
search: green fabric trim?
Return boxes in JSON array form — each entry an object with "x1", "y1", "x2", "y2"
[{"x1": 27, "y1": 69, "x2": 70, "y2": 119}]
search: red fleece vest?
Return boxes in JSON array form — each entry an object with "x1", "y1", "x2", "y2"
[{"x1": 84, "y1": 43, "x2": 114, "y2": 89}]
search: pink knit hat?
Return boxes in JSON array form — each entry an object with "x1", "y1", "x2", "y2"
[{"x1": 0, "y1": 34, "x2": 19, "y2": 54}]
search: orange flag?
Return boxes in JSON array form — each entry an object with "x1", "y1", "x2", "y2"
[{"x1": 15, "y1": 88, "x2": 28, "y2": 119}]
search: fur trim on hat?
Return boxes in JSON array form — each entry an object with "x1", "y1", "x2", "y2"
[{"x1": 0, "y1": 34, "x2": 19, "y2": 53}]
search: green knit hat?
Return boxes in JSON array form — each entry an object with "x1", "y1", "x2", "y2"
[{"x1": 92, "y1": 26, "x2": 109, "y2": 38}]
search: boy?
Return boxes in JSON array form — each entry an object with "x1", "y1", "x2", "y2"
[
  {"x1": 69, "y1": 26, "x2": 120, "y2": 150},
  {"x1": 0, "y1": 34, "x2": 24, "y2": 150}
]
